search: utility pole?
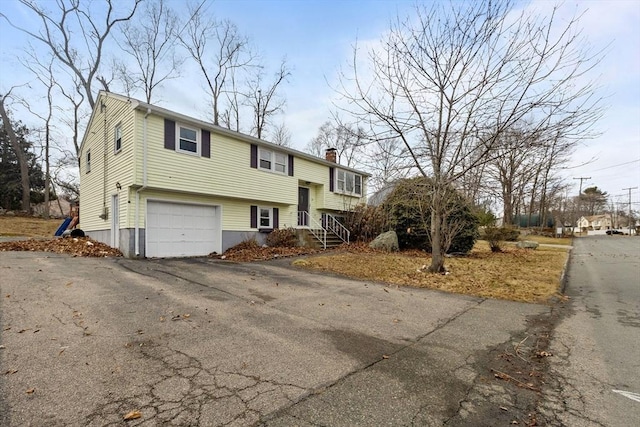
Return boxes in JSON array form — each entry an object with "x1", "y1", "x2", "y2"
[
  {"x1": 573, "y1": 177, "x2": 591, "y2": 232},
  {"x1": 622, "y1": 187, "x2": 637, "y2": 235}
]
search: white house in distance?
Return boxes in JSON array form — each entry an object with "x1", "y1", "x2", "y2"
[
  {"x1": 577, "y1": 214, "x2": 612, "y2": 231},
  {"x1": 78, "y1": 91, "x2": 368, "y2": 258}
]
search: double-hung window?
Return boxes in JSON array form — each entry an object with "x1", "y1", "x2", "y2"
[
  {"x1": 259, "y1": 207, "x2": 272, "y2": 228},
  {"x1": 114, "y1": 124, "x2": 122, "y2": 153},
  {"x1": 337, "y1": 170, "x2": 346, "y2": 192},
  {"x1": 275, "y1": 153, "x2": 287, "y2": 173},
  {"x1": 258, "y1": 147, "x2": 287, "y2": 175},
  {"x1": 177, "y1": 123, "x2": 199, "y2": 155},
  {"x1": 335, "y1": 169, "x2": 362, "y2": 196},
  {"x1": 259, "y1": 149, "x2": 272, "y2": 169}
]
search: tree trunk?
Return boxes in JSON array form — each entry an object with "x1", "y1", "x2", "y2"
[
  {"x1": 503, "y1": 189, "x2": 513, "y2": 226},
  {"x1": 429, "y1": 199, "x2": 445, "y2": 273},
  {"x1": 0, "y1": 98, "x2": 30, "y2": 213}
]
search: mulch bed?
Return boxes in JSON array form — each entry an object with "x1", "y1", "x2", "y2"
[{"x1": 0, "y1": 237, "x2": 123, "y2": 257}]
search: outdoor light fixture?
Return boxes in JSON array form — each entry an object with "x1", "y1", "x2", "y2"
[{"x1": 116, "y1": 182, "x2": 122, "y2": 190}]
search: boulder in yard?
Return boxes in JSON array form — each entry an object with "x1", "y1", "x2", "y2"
[
  {"x1": 516, "y1": 240, "x2": 539, "y2": 249},
  {"x1": 369, "y1": 230, "x2": 399, "y2": 252}
]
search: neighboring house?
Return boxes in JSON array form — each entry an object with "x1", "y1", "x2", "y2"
[
  {"x1": 577, "y1": 214, "x2": 612, "y2": 230},
  {"x1": 79, "y1": 91, "x2": 369, "y2": 258}
]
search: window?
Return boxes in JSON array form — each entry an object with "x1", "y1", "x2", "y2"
[
  {"x1": 275, "y1": 153, "x2": 287, "y2": 173},
  {"x1": 337, "y1": 170, "x2": 346, "y2": 192},
  {"x1": 114, "y1": 124, "x2": 122, "y2": 153},
  {"x1": 355, "y1": 175, "x2": 362, "y2": 195},
  {"x1": 258, "y1": 147, "x2": 287, "y2": 174},
  {"x1": 176, "y1": 123, "x2": 199, "y2": 155},
  {"x1": 259, "y1": 207, "x2": 272, "y2": 228},
  {"x1": 335, "y1": 169, "x2": 362, "y2": 196},
  {"x1": 259, "y1": 149, "x2": 272, "y2": 169},
  {"x1": 86, "y1": 149, "x2": 91, "y2": 173}
]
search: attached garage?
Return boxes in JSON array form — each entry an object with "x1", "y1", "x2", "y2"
[{"x1": 146, "y1": 200, "x2": 222, "y2": 258}]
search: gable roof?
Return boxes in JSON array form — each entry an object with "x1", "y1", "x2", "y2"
[{"x1": 82, "y1": 91, "x2": 370, "y2": 176}]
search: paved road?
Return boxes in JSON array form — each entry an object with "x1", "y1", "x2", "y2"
[
  {"x1": 0, "y1": 252, "x2": 551, "y2": 426},
  {"x1": 540, "y1": 236, "x2": 640, "y2": 426}
]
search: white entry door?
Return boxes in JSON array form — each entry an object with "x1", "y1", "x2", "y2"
[
  {"x1": 111, "y1": 194, "x2": 119, "y2": 248},
  {"x1": 146, "y1": 201, "x2": 221, "y2": 258}
]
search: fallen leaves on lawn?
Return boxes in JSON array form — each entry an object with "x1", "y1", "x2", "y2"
[
  {"x1": 210, "y1": 244, "x2": 319, "y2": 262},
  {"x1": 0, "y1": 237, "x2": 122, "y2": 257},
  {"x1": 294, "y1": 241, "x2": 569, "y2": 303}
]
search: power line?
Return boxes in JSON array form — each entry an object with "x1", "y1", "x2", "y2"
[{"x1": 589, "y1": 159, "x2": 640, "y2": 172}]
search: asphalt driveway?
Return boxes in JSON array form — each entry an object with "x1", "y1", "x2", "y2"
[{"x1": 1, "y1": 252, "x2": 549, "y2": 426}]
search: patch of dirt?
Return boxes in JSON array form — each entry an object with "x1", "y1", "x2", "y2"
[{"x1": 0, "y1": 237, "x2": 122, "y2": 257}]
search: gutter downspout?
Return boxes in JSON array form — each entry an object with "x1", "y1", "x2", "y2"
[{"x1": 135, "y1": 107, "x2": 152, "y2": 256}]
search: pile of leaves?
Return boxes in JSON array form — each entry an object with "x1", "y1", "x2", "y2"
[
  {"x1": 210, "y1": 238, "x2": 318, "y2": 262},
  {"x1": 0, "y1": 237, "x2": 123, "y2": 257}
]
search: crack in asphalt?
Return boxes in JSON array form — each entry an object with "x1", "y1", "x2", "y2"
[
  {"x1": 84, "y1": 340, "x2": 306, "y2": 426},
  {"x1": 261, "y1": 298, "x2": 487, "y2": 426}
]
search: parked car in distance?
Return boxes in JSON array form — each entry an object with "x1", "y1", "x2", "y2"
[{"x1": 606, "y1": 229, "x2": 624, "y2": 235}]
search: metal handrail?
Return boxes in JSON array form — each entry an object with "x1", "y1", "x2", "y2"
[
  {"x1": 325, "y1": 214, "x2": 350, "y2": 244},
  {"x1": 298, "y1": 211, "x2": 327, "y2": 249}
]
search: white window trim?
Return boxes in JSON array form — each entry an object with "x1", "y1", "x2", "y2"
[
  {"x1": 176, "y1": 122, "x2": 201, "y2": 156},
  {"x1": 258, "y1": 206, "x2": 273, "y2": 229},
  {"x1": 258, "y1": 147, "x2": 287, "y2": 175},
  {"x1": 86, "y1": 149, "x2": 91, "y2": 173},
  {"x1": 114, "y1": 123, "x2": 122, "y2": 154},
  {"x1": 335, "y1": 169, "x2": 362, "y2": 196}
]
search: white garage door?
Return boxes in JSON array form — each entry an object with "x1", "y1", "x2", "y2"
[{"x1": 146, "y1": 201, "x2": 221, "y2": 258}]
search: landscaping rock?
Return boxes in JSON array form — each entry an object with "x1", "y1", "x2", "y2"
[
  {"x1": 516, "y1": 240, "x2": 539, "y2": 249},
  {"x1": 369, "y1": 230, "x2": 399, "y2": 252}
]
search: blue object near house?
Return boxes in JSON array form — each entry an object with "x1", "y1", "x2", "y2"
[{"x1": 54, "y1": 217, "x2": 72, "y2": 236}]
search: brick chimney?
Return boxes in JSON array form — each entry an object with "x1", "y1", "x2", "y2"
[{"x1": 325, "y1": 148, "x2": 337, "y2": 163}]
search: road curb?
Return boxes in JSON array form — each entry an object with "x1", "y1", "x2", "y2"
[{"x1": 559, "y1": 242, "x2": 573, "y2": 294}]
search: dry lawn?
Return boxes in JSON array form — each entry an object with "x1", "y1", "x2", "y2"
[
  {"x1": 520, "y1": 235, "x2": 573, "y2": 246},
  {"x1": 0, "y1": 216, "x2": 63, "y2": 237},
  {"x1": 294, "y1": 241, "x2": 569, "y2": 303}
]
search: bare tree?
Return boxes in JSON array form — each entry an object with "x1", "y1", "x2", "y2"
[
  {"x1": 339, "y1": 0, "x2": 602, "y2": 272},
  {"x1": 245, "y1": 59, "x2": 290, "y2": 139},
  {"x1": 271, "y1": 122, "x2": 292, "y2": 147},
  {"x1": 362, "y1": 137, "x2": 413, "y2": 193},
  {"x1": 1, "y1": 0, "x2": 142, "y2": 110},
  {"x1": 18, "y1": 52, "x2": 58, "y2": 218},
  {"x1": 306, "y1": 120, "x2": 365, "y2": 167},
  {"x1": 57, "y1": 77, "x2": 88, "y2": 165},
  {"x1": 116, "y1": 0, "x2": 181, "y2": 103},
  {"x1": 180, "y1": 7, "x2": 254, "y2": 126},
  {"x1": 0, "y1": 90, "x2": 30, "y2": 212},
  {"x1": 487, "y1": 128, "x2": 541, "y2": 226}
]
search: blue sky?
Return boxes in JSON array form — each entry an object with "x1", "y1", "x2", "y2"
[{"x1": 1, "y1": 0, "x2": 639, "y2": 207}]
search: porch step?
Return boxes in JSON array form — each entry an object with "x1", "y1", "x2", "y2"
[{"x1": 299, "y1": 229, "x2": 345, "y2": 249}]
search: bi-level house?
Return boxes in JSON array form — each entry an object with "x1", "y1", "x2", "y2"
[{"x1": 79, "y1": 91, "x2": 368, "y2": 258}]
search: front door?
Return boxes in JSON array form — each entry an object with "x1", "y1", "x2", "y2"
[
  {"x1": 111, "y1": 194, "x2": 119, "y2": 248},
  {"x1": 298, "y1": 187, "x2": 309, "y2": 226}
]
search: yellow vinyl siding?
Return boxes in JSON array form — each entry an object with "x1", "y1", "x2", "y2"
[
  {"x1": 79, "y1": 94, "x2": 136, "y2": 231},
  {"x1": 136, "y1": 189, "x2": 292, "y2": 231},
  {"x1": 142, "y1": 115, "x2": 297, "y2": 204},
  {"x1": 294, "y1": 157, "x2": 364, "y2": 212}
]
